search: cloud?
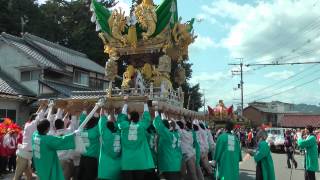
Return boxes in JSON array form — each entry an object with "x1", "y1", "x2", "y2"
[
  {"x1": 190, "y1": 35, "x2": 219, "y2": 50},
  {"x1": 202, "y1": 0, "x2": 320, "y2": 63},
  {"x1": 37, "y1": 0, "x2": 46, "y2": 4},
  {"x1": 264, "y1": 70, "x2": 295, "y2": 80},
  {"x1": 190, "y1": 71, "x2": 231, "y2": 84}
]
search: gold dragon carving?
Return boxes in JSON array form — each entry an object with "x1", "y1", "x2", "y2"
[
  {"x1": 135, "y1": 0, "x2": 157, "y2": 40},
  {"x1": 172, "y1": 20, "x2": 197, "y2": 58},
  {"x1": 174, "y1": 65, "x2": 186, "y2": 86},
  {"x1": 105, "y1": 60, "x2": 118, "y2": 81},
  {"x1": 121, "y1": 65, "x2": 136, "y2": 89},
  {"x1": 108, "y1": 9, "x2": 128, "y2": 45}
]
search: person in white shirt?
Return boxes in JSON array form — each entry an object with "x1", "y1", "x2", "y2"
[
  {"x1": 13, "y1": 104, "x2": 48, "y2": 180},
  {"x1": 176, "y1": 120, "x2": 199, "y2": 180},
  {"x1": 198, "y1": 122, "x2": 212, "y2": 175},
  {"x1": 52, "y1": 112, "x2": 78, "y2": 180}
]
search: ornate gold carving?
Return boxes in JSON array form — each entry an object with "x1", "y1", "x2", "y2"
[
  {"x1": 151, "y1": 68, "x2": 172, "y2": 93},
  {"x1": 172, "y1": 20, "x2": 197, "y2": 59},
  {"x1": 141, "y1": 63, "x2": 153, "y2": 81},
  {"x1": 108, "y1": 9, "x2": 128, "y2": 45},
  {"x1": 121, "y1": 65, "x2": 136, "y2": 89},
  {"x1": 105, "y1": 60, "x2": 118, "y2": 81},
  {"x1": 174, "y1": 65, "x2": 186, "y2": 86},
  {"x1": 135, "y1": 0, "x2": 157, "y2": 40},
  {"x1": 158, "y1": 55, "x2": 171, "y2": 73},
  {"x1": 127, "y1": 26, "x2": 138, "y2": 48}
]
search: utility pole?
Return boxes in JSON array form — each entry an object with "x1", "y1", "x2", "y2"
[
  {"x1": 202, "y1": 89, "x2": 206, "y2": 113},
  {"x1": 229, "y1": 58, "x2": 244, "y2": 117},
  {"x1": 20, "y1": 16, "x2": 29, "y2": 35}
]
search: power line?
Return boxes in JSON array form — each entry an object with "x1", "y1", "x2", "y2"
[
  {"x1": 245, "y1": 48, "x2": 320, "y2": 73},
  {"x1": 251, "y1": 75, "x2": 320, "y2": 102},
  {"x1": 244, "y1": 61, "x2": 320, "y2": 103},
  {"x1": 246, "y1": 29, "x2": 320, "y2": 65},
  {"x1": 245, "y1": 65, "x2": 320, "y2": 101},
  {"x1": 244, "y1": 64, "x2": 318, "y2": 97},
  {"x1": 245, "y1": 16, "x2": 320, "y2": 62},
  {"x1": 246, "y1": 61, "x2": 320, "y2": 66}
]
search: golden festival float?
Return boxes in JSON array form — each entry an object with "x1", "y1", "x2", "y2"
[{"x1": 39, "y1": 0, "x2": 208, "y2": 120}]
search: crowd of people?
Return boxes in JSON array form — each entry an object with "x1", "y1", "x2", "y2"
[
  {"x1": 0, "y1": 118, "x2": 22, "y2": 177},
  {"x1": 0, "y1": 97, "x2": 319, "y2": 180}
]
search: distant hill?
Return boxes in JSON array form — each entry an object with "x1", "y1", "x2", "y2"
[{"x1": 293, "y1": 103, "x2": 320, "y2": 113}]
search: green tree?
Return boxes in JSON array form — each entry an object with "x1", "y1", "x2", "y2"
[{"x1": 0, "y1": 0, "x2": 45, "y2": 35}]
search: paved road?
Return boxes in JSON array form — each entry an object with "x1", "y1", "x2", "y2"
[
  {"x1": 2, "y1": 152, "x2": 320, "y2": 180},
  {"x1": 240, "y1": 152, "x2": 320, "y2": 180}
]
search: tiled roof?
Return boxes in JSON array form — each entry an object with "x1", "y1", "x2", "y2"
[
  {"x1": 40, "y1": 80, "x2": 93, "y2": 97},
  {"x1": 23, "y1": 33, "x2": 105, "y2": 74},
  {"x1": 0, "y1": 33, "x2": 105, "y2": 74},
  {"x1": 245, "y1": 105, "x2": 298, "y2": 114},
  {"x1": 0, "y1": 70, "x2": 35, "y2": 97},
  {"x1": 0, "y1": 33, "x2": 62, "y2": 70},
  {"x1": 281, "y1": 114, "x2": 320, "y2": 128},
  {"x1": 71, "y1": 91, "x2": 106, "y2": 99}
]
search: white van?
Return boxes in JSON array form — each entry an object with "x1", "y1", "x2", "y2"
[{"x1": 265, "y1": 128, "x2": 286, "y2": 151}]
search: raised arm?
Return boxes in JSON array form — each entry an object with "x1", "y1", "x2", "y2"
[
  {"x1": 78, "y1": 99, "x2": 104, "y2": 130},
  {"x1": 118, "y1": 97, "x2": 130, "y2": 130},
  {"x1": 140, "y1": 96, "x2": 151, "y2": 129},
  {"x1": 30, "y1": 105, "x2": 47, "y2": 126},
  {"x1": 46, "y1": 101, "x2": 55, "y2": 132},
  {"x1": 153, "y1": 110, "x2": 170, "y2": 138},
  {"x1": 47, "y1": 134, "x2": 76, "y2": 151},
  {"x1": 98, "y1": 109, "x2": 108, "y2": 134}
]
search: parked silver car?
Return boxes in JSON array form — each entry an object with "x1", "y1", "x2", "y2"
[{"x1": 265, "y1": 128, "x2": 286, "y2": 151}]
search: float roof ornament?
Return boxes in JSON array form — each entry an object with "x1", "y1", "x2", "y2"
[{"x1": 90, "y1": 0, "x2": 196, "y2": 60}]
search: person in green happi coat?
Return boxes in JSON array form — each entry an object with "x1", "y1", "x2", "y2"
[
  {"x1": 192, "y1": 122, "x2": 204, "y2": 180},
  {"x1": 253, "y1": 130, "x2": 275, "y2": 180},
  {"x1": 298, "y1": 125, "x2": 319, "y2": 180},
  {"x1": 98, "y1": 109, "x2": 121, "y2": 180},
  {"x1": 213, "y1": 121, "x2": 242, "y2": 180},
  {"x1": 32, "y1": 119, "x2": 75, "y2": 180},
  {"x1": 153, "y1": 109, "x2": 182, "y2": 180},
  {"x1": 77, "y1": 108, "x2": 101, "y2": 180},
  {"x1": 117, "y1": 96, "x2": 154, "y2": 180},
  {"x1": 146, "y1": 124, "x2": 157, "y2": 165}
]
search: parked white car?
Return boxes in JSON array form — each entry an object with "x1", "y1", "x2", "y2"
[{"x1": 265, "y1": 128, "x2": 286, "y2": 151}]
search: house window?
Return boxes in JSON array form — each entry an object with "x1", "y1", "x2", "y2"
[
  {"x1": 0, "y1": 109, "x2": 16, "y2": 122},
  {"x1": 21, "y1": 71, "x2": 40, "y2": 81},
  {"x1": 73, "y1": 69, "x2": 89, "y2": 86}
]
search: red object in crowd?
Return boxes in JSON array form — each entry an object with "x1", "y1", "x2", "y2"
[
  {"x1": 207, "y1": 106, "x2": 214, "y2": 116},
  {"x1": 227, "y1": 105, "x2": 233, "y2": 115},
  {"x1": 317, "y1": 133, "x2": 320, "y2": 143},
  {"x1": 234, "y1": 124, "x2": 241, "y2": 129},
  {"x1": 0, "y1": 118, "x2": 22, "y2": 157},
  {"x1": 0, "y1": 135, "x2": 5, "y2": 156},
  {"x1": 248, "y1": 131, "x2": 253, "y2": 142}
]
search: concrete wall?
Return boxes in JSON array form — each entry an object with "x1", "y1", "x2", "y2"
[
  {"x1": 0, "y1": 98, "x2": 31, "y2": 125},
  {"x1": 0, "y1": 44, "x2": 36, "y2": 81},
  {"x1": 21, "y1": 80, "x2": 39, "y2": 95},
  {"x1": 0, "y1": 44, "x2": 40, "y2": 95}
]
